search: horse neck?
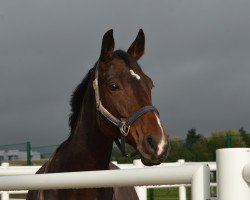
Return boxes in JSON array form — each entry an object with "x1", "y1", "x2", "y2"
[{"x1": 53, "y1": 83, "x2": 114, "y2": 172}]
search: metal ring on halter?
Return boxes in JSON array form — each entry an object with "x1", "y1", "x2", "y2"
[{"x1": 119, "y1": 121, "x2": 130, "y2": 137}]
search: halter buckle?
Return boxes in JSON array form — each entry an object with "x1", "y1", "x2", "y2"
[{"x1": 119, "y1": 121, "x2": 130, "y2": 137}]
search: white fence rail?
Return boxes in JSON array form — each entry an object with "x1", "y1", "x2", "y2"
[
  {"x1": 0, "y1": 159, "x2": 215, "y2": 199},
  {"x1": 1, "y1": 148, "x2": 250, "y2": 200},
  {"x1": 0, "y1": 163, "x2": 210, "y2": 200}
]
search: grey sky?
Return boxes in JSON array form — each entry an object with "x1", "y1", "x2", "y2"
[{"x1": 0, "y1": 0, "x2": 249, "y2": 146}]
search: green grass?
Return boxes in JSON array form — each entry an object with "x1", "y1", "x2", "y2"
[
  {"x1": 10, "y1": 194, "x2": 26, "y2": 199},
  {"x1": 1, "y1": 159, "x2": 47, "y2": 166},
  {"x1": 147, "y1": 187, "x2": 191, "y2": 200}
]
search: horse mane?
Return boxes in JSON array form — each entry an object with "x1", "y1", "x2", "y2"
[
  {"x1": 68, "y1": 50, "x2": 131, "y2": 134},
  {"x1": 69, "y1": 67, "x2": 94, "y2": 133}
]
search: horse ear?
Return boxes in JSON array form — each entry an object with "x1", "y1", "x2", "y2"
[
  {"x1": 127, "y1": 29, "x2": 145, "y2": 60},
  {"x1": 99, "y1": 29, "x2": 115, "y2": 61}
]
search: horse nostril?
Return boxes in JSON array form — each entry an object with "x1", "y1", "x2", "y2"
[{"x1": 147, "y1": 136, "x2": 158, "y2": 153}]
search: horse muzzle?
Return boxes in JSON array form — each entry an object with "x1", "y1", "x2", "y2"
[{"x1": 138, "y1": 135, "x2": 170, "y2": 166}]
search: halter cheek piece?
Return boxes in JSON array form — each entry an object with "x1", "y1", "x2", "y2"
[{"x1": 93, "y1": 62, "x2": 159, "y2": 156}]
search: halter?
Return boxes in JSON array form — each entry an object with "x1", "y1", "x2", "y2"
[{"x1": 93, "y1": 62, "x2": 159, "y2": 156}]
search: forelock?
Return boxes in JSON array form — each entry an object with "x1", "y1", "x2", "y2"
[{"x1": 113, "y1": 50, "x2": 132, "y2": 68}]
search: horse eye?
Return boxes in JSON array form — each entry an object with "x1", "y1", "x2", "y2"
[{"x1": 108, "y1": 83, "x2": 120, "y2": 91}]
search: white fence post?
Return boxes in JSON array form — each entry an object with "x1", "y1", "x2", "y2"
[
  {"x1": 133, "y1": 159, "x2": 147, "y2": 200},
  {"x1": 217, "y1": 148, "x2": 250, "y2": 200},
  {"x1": 191, "y1": 164, "x2": 210, "y2": 200},
  {"x1": 178, "y1": 159, "x2": 186, "y2": 200},
  {"x1": 179, "y1": 185, "x2": 186, "y2": 200},
  {"x1": 1, "y1": 192, "x2": 9, "y2": 200},
  {"x1": 1, "y1": 163, "x2": 9, "y2": 200}
]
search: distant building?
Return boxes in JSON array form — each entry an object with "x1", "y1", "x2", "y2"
[{"x1": 0, "y1": 149, "x2": 40, "y2": 161}]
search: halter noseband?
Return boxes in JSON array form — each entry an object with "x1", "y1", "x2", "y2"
[{"x1": 93, "y1": 62, "x2": 158, "y2": 155}]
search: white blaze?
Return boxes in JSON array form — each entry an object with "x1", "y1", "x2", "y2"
[
  {"x1": 155, "y1": 114, "x2": 166, "y2": 156},
  {"x1": 130, "y1": 70, "x2": 141, "y2": 80}
]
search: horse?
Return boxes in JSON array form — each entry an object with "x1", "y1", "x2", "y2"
[{"x1": 26, "y1": 29, "x2": 170, "y2": 200}]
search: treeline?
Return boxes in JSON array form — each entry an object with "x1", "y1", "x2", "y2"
[{"x1": 112, "y1": 127, "x2": 250, "y2": 163}]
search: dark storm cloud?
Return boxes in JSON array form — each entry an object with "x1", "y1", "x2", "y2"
[{"x1": 0, "y1": 0, "x2": 249, "y2": 145}]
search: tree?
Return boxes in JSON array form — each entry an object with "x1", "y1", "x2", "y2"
[
  {"x1": 239, "y1": 127, "x2": 250, "y2": 147},
  {"x1": 208, "y1": 130, "x2": 246, "y2": 160},
  {"x1": 185, "y1": 129, "x2": 212, "y2": 161},
  {"x1": 166, "y1": 136, "x2": 194, "y2": 162},
  {"x1": 185, "y1": 128, "x2": 201, "y2": 148},
  {"x1": 190, "y1": 136, "x2": 212, "y2": 161}
]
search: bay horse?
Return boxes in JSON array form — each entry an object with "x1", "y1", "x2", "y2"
[{"x1": 27, "y1": 29, "x2": 170, "y2": 200}]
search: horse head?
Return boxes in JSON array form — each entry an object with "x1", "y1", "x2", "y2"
[{"x1": 93, "y1": 29, "x2": 170, "y2": 166}]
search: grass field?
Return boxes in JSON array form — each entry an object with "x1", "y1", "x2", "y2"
[
  {"x1": 3, "y1": 160, "x2": 47, "y2": 166},
  {"x1": 147, "y1": 188, "x2": 191, "y2": 200}
]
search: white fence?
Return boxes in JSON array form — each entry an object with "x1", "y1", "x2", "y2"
[
  {"x1": 0, "y1": 148, "x2": 250, "y2": 200},
  {"x1": 0, "y1": 161, "x2": 210, "y2": 200}
]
